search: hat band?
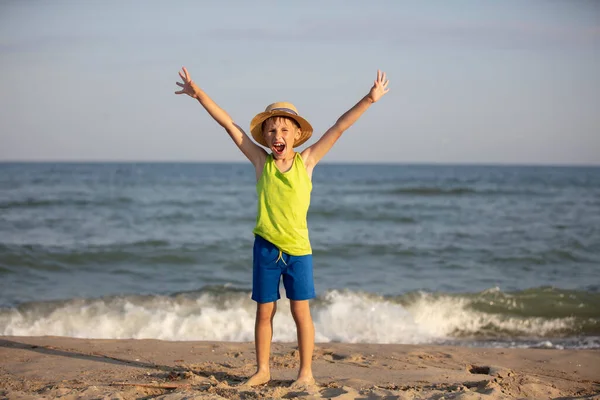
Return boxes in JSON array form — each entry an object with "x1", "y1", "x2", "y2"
[{"x1": 270, "y1": 107, "x2": 298, "y2": 116}]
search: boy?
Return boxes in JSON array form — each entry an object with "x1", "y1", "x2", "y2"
[{"x1": 175, "y1": 67, "x2": 389, "y2": 388}]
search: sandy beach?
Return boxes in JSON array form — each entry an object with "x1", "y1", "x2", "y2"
[{"x1": 0, "y1": 336, "x2": 598, "y2": 399}]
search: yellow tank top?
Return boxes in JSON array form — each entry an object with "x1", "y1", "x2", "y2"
[{"x1": 253, "y1": 153, "x2": 312, "y2": 255}]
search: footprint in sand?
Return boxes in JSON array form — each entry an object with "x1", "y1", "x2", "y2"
[
  {"x1": 319, "y1": 386, "x2": 362, "y2": 399},
  {"x1": 320, "y1": 351, "x2": 374, "y2": 368}
]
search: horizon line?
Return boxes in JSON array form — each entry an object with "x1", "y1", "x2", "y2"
[{"x1": 1, "y1": 159, "x2": 599, "y2": 168}]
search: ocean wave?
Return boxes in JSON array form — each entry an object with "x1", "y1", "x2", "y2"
[
  {"x1": 0, "y1": 197, "x2": 133, "y2": 210},
  {"x1": 0, "y1": 241, "x2": 196, "y2": 270},
  {"x1": 387, "y1": 187, "x2": 478, "y2": 196},
  {"x1": 315, "y1": 184, "x2": 549, "y2": 198},
  {"x1": 381, "y1": 186, "x2": 553, "y2": 197},
  {"x1": 1, "y1": 287, "x2": 596, "y2": 348},
  {"x1": 308, "y1": 209, "x2": 417, "y2": 224},
  {"x1": 489, "y1": 248, "x2": 595, "y2": 265}
]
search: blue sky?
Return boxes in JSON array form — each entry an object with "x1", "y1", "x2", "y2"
[{"x1": 1, "y1": 1, "x2": 599, "y2": 164}]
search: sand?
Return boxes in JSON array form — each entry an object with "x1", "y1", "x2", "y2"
[{"x1": 0, "y1": 336, "x2": 598, "y2": 399}]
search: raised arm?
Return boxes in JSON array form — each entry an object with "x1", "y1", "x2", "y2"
[
  {"x1": 302, "y1": 70, "x2": 389, "y2": 168},
  {"x1": 175, "y1": 67, "x2": 266, "y2": 167}
]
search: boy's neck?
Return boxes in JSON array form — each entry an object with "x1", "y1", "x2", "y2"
[
  {"x1": 272, "y1": 151, "x2": 296, "y2": 172},
  {"x1": 273, "y1": 151, "x2": 295, "y2": 162}
]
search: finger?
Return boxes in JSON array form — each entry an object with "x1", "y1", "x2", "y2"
[
  {"x1": 176, "y1": 82, "x2": 184, "y2": 87},
  {"x1": 381, "y1": 72, "x2": 386, "y2": 83},
  {"x1": 377, "y1": 69, "x2": 381, "y2": 81},
  {"x1": 182, "y1": 66, "x2": 190, "y2": 81},
  {"x1": 175, "y1": 90, "x2": 184, "y2": 94},
  {"x1": 179, "y1": 71, "x2": 187, "y2": 82},
  {"x1": 383, "y1": 79, "x2": 389, "y2": 87}
]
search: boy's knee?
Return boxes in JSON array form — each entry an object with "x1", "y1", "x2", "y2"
[
  {"x1": 290, "y1": 301, "x2": 311, "y2": 321},
  {"x1": 256, "y1": 302, "x2": 276, "y2": 322}
]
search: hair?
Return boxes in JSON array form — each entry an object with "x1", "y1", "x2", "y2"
[{"x1": 261, "y1": 116, "x2": 301, "y2": 133}]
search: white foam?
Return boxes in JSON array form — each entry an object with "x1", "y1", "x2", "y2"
[
  {"x1": 313, "y1": 290, "x2": 434, "y2": 344},
  {"x1": 1, "y1": 294, "x2": 256, "y2": 341},
  {"x1": 0, "y1": 289, "x2": 580, "y2": 345},
  {"x1": 404, "y1": 291, "x2": 574, "y2": 338}
]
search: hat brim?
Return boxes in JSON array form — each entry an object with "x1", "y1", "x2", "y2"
[{"x1": 250, "y1": 111, "x2": 313, "y2": 148}]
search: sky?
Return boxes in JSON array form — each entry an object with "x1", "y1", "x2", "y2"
[{"x1": 0, "y1": 1, "x2": 599, "y2": 165}]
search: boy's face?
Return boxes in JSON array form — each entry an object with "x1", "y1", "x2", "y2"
[{"x1": 262, "y1": 117, "x2": 301, "y2": 159}]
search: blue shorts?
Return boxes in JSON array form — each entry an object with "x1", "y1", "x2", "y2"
[{"x1": 252, "y1": 235, "x2": 315, "y2": 303}]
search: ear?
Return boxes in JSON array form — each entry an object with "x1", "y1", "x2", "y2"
[{"x1": 295, "y1": 129, "x2": 302, "y2": 140}]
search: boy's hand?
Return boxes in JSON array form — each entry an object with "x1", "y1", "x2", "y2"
[
  {"x1": 175, "y1": 67, "x2": 200, "y2": 99},
  {"x1": 367, "y1": 69, "x2": 390, "y2": 103}
]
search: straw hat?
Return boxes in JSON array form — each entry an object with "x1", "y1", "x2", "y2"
[{"x1": 250, "y1": 102, "x2": 313, "y2": 148}]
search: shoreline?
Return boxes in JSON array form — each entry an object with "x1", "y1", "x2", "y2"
[{"x1": 1, "y1": 336, "x2": 599, "y2": 399}]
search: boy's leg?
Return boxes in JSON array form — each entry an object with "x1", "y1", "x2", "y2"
[
  {"x1": 244, "y1": 301, "x2": 277, "y2": 386},
  {"x1": 246, "y1": 235, "x2": 282, "y2": 386},
  {"x1": 281, "y1": 253, "x2": 316, "y2": 387},
  {"x1": 290, "y1": 299, "x2": 315, "y2": 385}
]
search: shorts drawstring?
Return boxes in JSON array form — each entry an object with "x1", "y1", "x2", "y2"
[{"x1": 276, "y1": 249, "x2": 288, "y2": 266}]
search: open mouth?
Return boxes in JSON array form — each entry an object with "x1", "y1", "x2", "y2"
[{"x1": 272, "y1": 142, "x2": 286, "y2": 155}]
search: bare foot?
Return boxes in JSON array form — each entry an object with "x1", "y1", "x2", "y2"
[
  {"x1": 290, "y1": 376, "x2": 317, "y2": 391},
  {"x1": 240, "y1": 371, "x2": 270, "y2": 387}
]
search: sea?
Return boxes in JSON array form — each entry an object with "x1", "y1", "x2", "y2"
[{"x1": 1, "y1": 162, "x2": 599, "y2": 349}]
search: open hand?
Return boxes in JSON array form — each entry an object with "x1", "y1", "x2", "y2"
[
  {"x1": 175, "y1": 67, "x2": 200, "y2": 99},
  {"x1": 368, "y1": 70, "x2": 390, "y2": 103}
]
